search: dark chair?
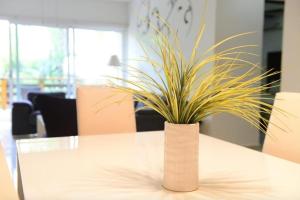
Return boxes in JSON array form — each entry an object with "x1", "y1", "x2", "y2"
[
  {"x1": 36, "y1": 95, "x2": 78, "y2": 137},
  {"x1": 28, "y1": 92, "x2": 65, "y2": 111},
  {"x1": 12, "y1": 101, "x2": 36, "y2": 134},
  {"x1": 135, "y1": 109, "x2": 165, "y2": 132},
  {"x1": 12, "y1": 92, "x2": 66, "y2": 135}
]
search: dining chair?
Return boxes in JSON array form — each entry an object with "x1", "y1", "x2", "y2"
[
  {"x1": 0, "y1": 144, "x2": 19, "y2": 200},
  {"x1": 36, "y1": 95, "x2": 78, "y2": 137},
  {"x1": 76, "y1": 86, "x2": 136, "y2": 135},
  {"x1": 263, "y1": 92, "x2": 300, "y2": 163}
]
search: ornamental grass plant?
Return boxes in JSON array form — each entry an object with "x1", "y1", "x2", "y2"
[{"x1": 109, "y1": 20, "x2": 279, "y2": 134}]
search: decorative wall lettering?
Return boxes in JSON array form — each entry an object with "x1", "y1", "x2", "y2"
[{"x1": 136, "y1": 0, "x2": 194, "y2": 36}]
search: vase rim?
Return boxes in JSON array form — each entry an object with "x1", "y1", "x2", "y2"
[{"x1": 164, "y1": 121, "x2": 199, "y2": 126}]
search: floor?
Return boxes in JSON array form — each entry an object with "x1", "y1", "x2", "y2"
[{"x1": 0, "y1": 108, "x2": 18, "y2": 186}]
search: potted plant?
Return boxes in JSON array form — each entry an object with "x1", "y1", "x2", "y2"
[{"x1": 109, "y1": 22, "x2": 277, "y2": 192}]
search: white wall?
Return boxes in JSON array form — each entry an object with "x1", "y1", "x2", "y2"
[
  {"x1": 0, "y1": 0, "x2": 129, "y2": 28},
  {"x1": 202, "y1": 0, "x2": 265, "y2": 147},
  {"x1": 281, "y1": 0, "x2": 300, "y2": 92},
  {"x1": 128, "y1": 0, "x2": 217, "y2": 81}
]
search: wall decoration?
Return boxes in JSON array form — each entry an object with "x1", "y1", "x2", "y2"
[{"x1": 136, "y1": 0, "x2": 194, "y2": 36}]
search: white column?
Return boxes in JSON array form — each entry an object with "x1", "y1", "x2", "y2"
[
  {"x1": 281, "y1": 0, "x2": 300, "y2": 92},
  {"x1": 202, "y1": 0, "x2": 265, "y2": 147}
]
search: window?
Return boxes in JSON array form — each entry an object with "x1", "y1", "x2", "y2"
[
  {"x1": 0, "y1": 21, "x2": 125, "y2": 100},
  {"x1": 73, "y1": 29, "x2": 123, "y2": 84},
  {"x1": 0, "y1": 20, "x2": 9, "y2": 79},
  {"x1": 17, "y1": 25, "x2": 68, "y2": 97}
]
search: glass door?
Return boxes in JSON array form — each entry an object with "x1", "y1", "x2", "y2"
[
  {"x1": 73, "y1": 29, "x2": 123, "y2": 85},
  {"x1": 0, "y1": 20, "x2": 10, "y2": 107},
  {"x1": 0, "y1": 21, "x2": 126, "y2": 101},
  {"x1": 16, "y1": 25, "x2": 68, "y2": 99}
]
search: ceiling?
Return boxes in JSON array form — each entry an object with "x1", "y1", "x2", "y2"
[{"x1": 108, "y1": 0, "x2": 132, "y2": 2}]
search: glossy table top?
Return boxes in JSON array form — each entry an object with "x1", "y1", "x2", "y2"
[{"x1": 17, "y1": 132, "x2": 300, "y2": 200}]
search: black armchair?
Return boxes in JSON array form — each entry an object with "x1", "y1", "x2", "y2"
[
  {"x1": 12, "y1": 92, "x2": 66, "y2": 135},
  {"x1": 36, "y1": 95, "x2": 78, "y2": 137},
  {"x1": 12, "y1": 101, "x2": 36, "y2": 135},
  {"x1": 134, "y1": 102, "x2": 165, "y2": 132},
  {"x1": 135, "y1": 109, "x2": 165, "y2": 132}
]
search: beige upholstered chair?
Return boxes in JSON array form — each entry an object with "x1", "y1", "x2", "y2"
[
  {"x1": 76, "y1": 86, "x2": 136, "y2": 135},
  {"x1": 263, "y1": 92, "x2": 300, "y2": 163},
  {"x1": 0, "y1": 144, "x2": 19, "y2": 200}
]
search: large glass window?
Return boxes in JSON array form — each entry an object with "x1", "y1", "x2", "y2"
[
  {"x1": 0, "y1": 20, "x2": 9, "y2": 107},
  {"x1": 74, "y1": 29, "x2": 123, "y2": 84},
  {"x1": 0, "y1": 21, "x2": 124, "y2": 101},
  {"x1": 17, "y1": 25, "x2": 68, "y2": 96},
  {"x1": 0, "y1": 20, "x2": 9, "y2": 79}
]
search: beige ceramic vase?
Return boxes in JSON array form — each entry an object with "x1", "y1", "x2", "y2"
[{"x1": 163, "y1": 122, "x2": 199, "y2": 192}]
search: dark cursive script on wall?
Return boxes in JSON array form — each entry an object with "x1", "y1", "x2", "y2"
[{"x1": 136, "y1": 0, "x2": 194, "y2": 36}]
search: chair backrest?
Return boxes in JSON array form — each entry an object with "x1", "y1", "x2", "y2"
[
  {"x1": 263, "y1": 92, "x2": 300, "y2": 163},
  {"x1": 135, "y1": 109, "x2": 165, "y2": 132},
  {"x1": 76, "y1": 86, "x2": 136, "y2": 135},
  {"x1": 0, "y1": 145, "x2": 19, "y2": 200},
  {"x1": 36, "y1": 95, "x2": 78, "y2": 137},
  {"x1": 28, "y1": 92, "x2": 66, "y2": 111}
]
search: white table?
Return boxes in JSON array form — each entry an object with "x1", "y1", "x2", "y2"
[{"x1": 17, "y1": 131, "x2": 300, "y2": 200}]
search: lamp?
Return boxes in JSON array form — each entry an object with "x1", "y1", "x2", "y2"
[
  {"x1": 108, "y1": 55, "x2": 121, "y2": 67},
  {"x1": 107, "y1": 55, "x2": 122, "y2": 84}
]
